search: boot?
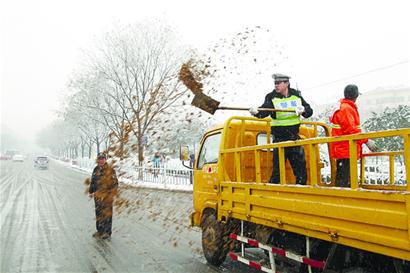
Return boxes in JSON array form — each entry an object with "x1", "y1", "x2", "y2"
[
  {"x1": 101, "y1": 233, "x2": 111, "y2": 239},
  {"x1": 92, "y1": 231, "x2": 102, "y2": 238}
]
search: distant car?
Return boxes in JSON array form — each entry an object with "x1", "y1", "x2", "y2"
[
  {"x1": 0, "y1": 154, "x2": 11, "y2": 160},
  {"x1": 6, "y1": 150, "x2": 19, "y2": 160},
  {"x1": 34, "y1": 156, "x2": 49, "y2": 169},
  {"x1": 12, "y1": 154, "x2": 24, "y2": 162}
]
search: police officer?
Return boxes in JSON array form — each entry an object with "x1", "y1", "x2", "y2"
[
  {"x1": 250, "y1": 73, "x2": 313, "y2": 184},
  {"x1": 89, "y1": 152, "x2": 118, "y2": 239}
]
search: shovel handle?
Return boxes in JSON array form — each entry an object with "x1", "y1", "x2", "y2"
[{"x1": 218, "y1": 106, "x2": 295, "y2": 112}]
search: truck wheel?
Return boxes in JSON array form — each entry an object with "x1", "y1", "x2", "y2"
[{"x1": 201, "y1": 212, "x2": 229, "y2": 266}]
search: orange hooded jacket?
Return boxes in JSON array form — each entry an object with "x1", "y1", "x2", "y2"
[{"x1": 329, "y1": 98, "x2": 368, "y2": 159}]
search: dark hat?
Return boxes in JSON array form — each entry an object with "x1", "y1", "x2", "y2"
[
  {"x1": 97, "y1": 152, "x2": 107, "y2": 159},
  {"x1": 272, "y1": 73, "x2": 291, "y2": 81},
  {"x1": 344, "y1": 84, "x2": 361, "y2": 99}
]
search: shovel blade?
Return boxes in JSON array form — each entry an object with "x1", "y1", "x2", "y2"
[{"x1": 191, "y1": 93, "x2": 220, "y2": 115}]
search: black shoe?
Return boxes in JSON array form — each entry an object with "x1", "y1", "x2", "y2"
[
  {"x1": 269, "y1": 176, "x2": 279, "y2": 184},
  {"x1": 101, "y1": 233, "x2": 111, "y2": 239},
  {"x1": 92, "y1": 231, "x2": 102, "y2": 238}
]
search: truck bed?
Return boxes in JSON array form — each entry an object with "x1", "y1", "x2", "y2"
[{"x1": 218, "y1": 181, "x2": 410, "y2": 261}]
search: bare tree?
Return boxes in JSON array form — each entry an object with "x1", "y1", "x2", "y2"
[
  {"x1": 83, "y1": 22, "x2": 189, "y2": 164},
  {"x1": 63, "y1": 89, "x2": 111, "y2": 157},
  {"x1": 67, "y1": 71, "x2": 127, "y2": 156},
  {"x1": 36, "y1": 119, "x2": 79, "y2": 159}
]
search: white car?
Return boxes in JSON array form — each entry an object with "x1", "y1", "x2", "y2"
[{"x1": 12, "y1": 154, "x2": 24, "y2": 162}]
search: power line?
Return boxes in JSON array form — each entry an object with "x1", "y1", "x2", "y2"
[{"x1": 304, "y1": 60, "x2": 409, "y2": 90}]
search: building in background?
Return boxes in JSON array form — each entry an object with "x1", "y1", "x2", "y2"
[{"x1": 358, "y1": 86, "x2": 410, "y2": 120}]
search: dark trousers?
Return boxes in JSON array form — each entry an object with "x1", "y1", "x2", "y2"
[
  {"x1": 335, "y1": 158, "x2": 350, "y2": 187},
  {"x1": 94, "y1": 198, "x2": 113, "y2": 235},
  {"x1": 270, "y1": 145, "x2": 307, "y2": 185}
]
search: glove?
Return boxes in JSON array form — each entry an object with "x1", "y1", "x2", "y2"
[
  {"x1": 295, "y1": 105, "x2": 305, "y2": 116},
  {"x1": 365, "y1": 139, "x2": 378, "y2": 152},
  {"x1": 249, "y1": 107, "x2": 259, "y2": 115}
]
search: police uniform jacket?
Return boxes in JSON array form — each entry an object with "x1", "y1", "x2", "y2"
[{"x1": 254, "y1": 88, "x2": 313, "y2": 141}]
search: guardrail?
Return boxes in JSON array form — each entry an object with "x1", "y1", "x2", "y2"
[
  {"x1": 133, "y1": 166, "x2": 193, "y2": 186},
  {"x1": 361, "y1": 151, "x2": 406, "y2": 186},
  {"x1": 60, "y1": 157, "x2": 193, "y2": 186}
]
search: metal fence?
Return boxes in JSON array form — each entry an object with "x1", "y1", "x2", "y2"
[
  {"x1": 65, "y1": 157, "x2": 193, "y2": 186},
  {"x1": 132, "y1": 166, "x2": 193, "y2": 186}
]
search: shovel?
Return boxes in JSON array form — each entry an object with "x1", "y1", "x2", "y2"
[{"x1": 191, "y1": 92, "x2": 295, "y2": 115}]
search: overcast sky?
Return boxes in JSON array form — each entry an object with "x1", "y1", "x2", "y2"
[{"x1": 1, "y1": 0, "x2": 409, "y2": 147}]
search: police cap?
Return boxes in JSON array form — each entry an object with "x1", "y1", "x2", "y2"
[{"x1": 272, "y1": 73, "x2": 291, "y2": 82}]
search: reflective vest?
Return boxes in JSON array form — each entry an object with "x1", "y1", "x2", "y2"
[
  {"x1": 271, "y1": 95, "x2": 302, "y2": 127},
  {"x1": 329, "y1": 99, "x2": 367, "y2": 159}
]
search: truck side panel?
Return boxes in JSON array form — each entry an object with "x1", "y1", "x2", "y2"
[{"x1": 218, "y1": 182, "x2": 410, "y2": 261}]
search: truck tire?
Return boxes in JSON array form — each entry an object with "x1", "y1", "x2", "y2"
[{"x1": 201, "y1": 212, "x2": 229, "y2": 266}]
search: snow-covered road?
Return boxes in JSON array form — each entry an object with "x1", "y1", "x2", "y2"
[
  {"x1": 1, "y1": 159, "x2": 370, "y2": 273},
  {"x1": 0, "y1": 159, "x2": 265, "y2": 273}
]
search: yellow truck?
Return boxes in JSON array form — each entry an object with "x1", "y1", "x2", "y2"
[{"x1": 186, "y1": 116, "x2": 410, "y2": 273}]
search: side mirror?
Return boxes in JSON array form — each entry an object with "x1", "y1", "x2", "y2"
[{"x1": 180, "y1": 146, "x2": 190, "y2": 161}]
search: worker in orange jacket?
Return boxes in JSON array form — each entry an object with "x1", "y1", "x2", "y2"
[{"x1": 329, "y1": 84, "x2": 377, "y2": 187}]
